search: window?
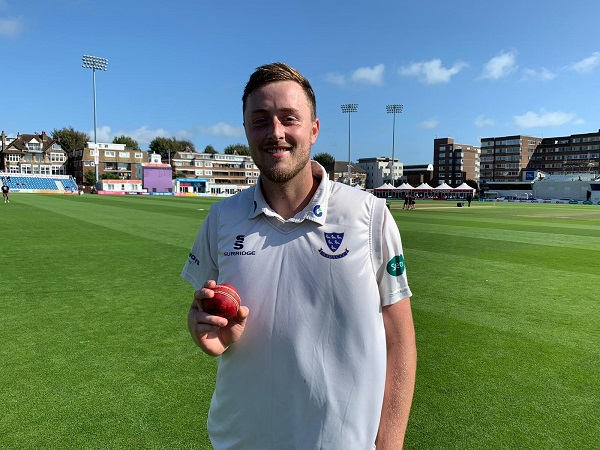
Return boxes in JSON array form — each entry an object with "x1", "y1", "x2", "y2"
[
  {"x1": 21, "y1": 164, "x2": 32, "y2": 174},
  {"x1": 105, "y1": 151, "x2": 115, "y2": 157},
  {"x1": 50, "y1": 152, "x2": 66, "y2": 162},
  {"x1": 135, "y1": 153, "x2": 143, "y2": 159},
  {"x1": 119, "y1": 152, "x2": 130, "y2": 158},
  {"x1": 8, "y1": 154, "x2": 20, "y2": 162}
]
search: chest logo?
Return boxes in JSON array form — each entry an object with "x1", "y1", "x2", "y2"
[{"x1": 319, "y1": 232, "x2": 350, "y2": 259}]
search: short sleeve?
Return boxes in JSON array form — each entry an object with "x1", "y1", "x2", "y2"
[
  {"x1": 181, "y1": 206, "x2": 219, "y2": 290},
  {"x1": 372, "y1": 199, "x2": 412, "y2": 306}
]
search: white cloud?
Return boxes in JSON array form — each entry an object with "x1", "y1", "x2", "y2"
[
  {"x1": 325, "y1": 65, "x2": 385, "y2": 86},
  {"x1": 90, "y1": 123, "x2": 243, "y2": 148},
  {"x1": 418, "y1": 118, "x2": 439, "y2": 129},
  {"x1": 199, "y1": 122, "x2": 244, "y2": 138},
  {"x1": 325, "y1": 72, "x2": 346, "y2": 86},
  {"x1": 513, "y1": 110, "x2": 577, "y2": 128},
  {"x1": 481, "y1": 51, "x2": 518, "y2": 80},
  {"x1": 0, "y1": 17, "x2": 22, "y2": 37},
  {"x1": 399, "y1": 59, "x2": 466, "y2": 84},
  {"x1": 351, "y1": 64, "x2": 385, "y2": 85},
  {"x1": 523, "y1": 67, "x2": 556, "y2": 81},
  {"x1": 567, "y1": 52, "x2": 600, "y2": 73},
  {"x1": 474, "y1": 115, "x2": 496, "y2": 127}
]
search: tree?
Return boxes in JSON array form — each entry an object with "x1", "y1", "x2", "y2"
[
  {"x1": 224, "y1": 144, "x2": 250, "y2": 156},
  {"x1": 84, "y1": 170, "x2": 96, "y2": 186},
  {"x1": 149, "y1": 137, "x2": 195, "y2": 161},
  {"x1": 51, "y1": 127, "x2": 89, "y2": 153},
  {"x1": 101, "y1": 172, "x2": 120, "y2": 180},
  {"x1": 465, "y1": 179, "x2": 479, "y2": 193},
  {"x1": 204, "y1": 145, "x2": 218, "y2": 154},
  {"x1": 313, "y1": 152, "x2": 335, "y2": 168},
  {"x1": 113, "y1": 135, "x2": 140, "y2": 150}
]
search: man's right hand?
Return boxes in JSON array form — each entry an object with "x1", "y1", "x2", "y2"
[{"x1": 187, "y1": 280, "x2": 249, "y2": 356}]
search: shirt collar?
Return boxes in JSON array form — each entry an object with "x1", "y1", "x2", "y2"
[{"x1": 248, "y1": 160, "x2": 329, "y2": 225}]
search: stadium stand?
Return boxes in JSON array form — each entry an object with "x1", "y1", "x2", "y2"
[
  {"x1": 0, "y1": 174, "x2": 79, "y2": 192},
  {"x1": 540, "y1": 173, "x2": 598, "y2": 182}
]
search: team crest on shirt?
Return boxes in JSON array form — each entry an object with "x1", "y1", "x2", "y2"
[{"x1": 319, "y1": 232, "x2": 349, "y2": 259}]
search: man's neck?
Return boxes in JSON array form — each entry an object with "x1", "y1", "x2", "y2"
[{"x1": 261, "y1": 166, "x2": 320, "y2": 220}]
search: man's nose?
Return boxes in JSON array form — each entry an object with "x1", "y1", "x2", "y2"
[{"x1": 267, "y1": 117, "x2": 285, "y2": 139}]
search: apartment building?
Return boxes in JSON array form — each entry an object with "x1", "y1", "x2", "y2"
[
  {"x1": 322, "y1": 161, "x2": 366, "y2": 188},
  {"x1": 526, "y1": 131, "x2": 600, "y2": 174},
  {"x1": 69, "y1": 142, "x2": 146, "y2": 185},
  {"x1": 479, "y1": 135, "x2": 541, "y2": 183},
  {"x1": 171, "y1": 149, "x2": 259, "y2": 194},
  {"x1": 433, "y1": 138, "x2": 480, "y2": 186},
  {"x1": 356, "y1": 156, "x2": 403, "y2": 189}
]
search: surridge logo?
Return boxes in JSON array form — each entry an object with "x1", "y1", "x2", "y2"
[
  {"x1": 233, "y1": 235, "x2": 245, "y2": 250},
  {"x1": 225, "y1": 235, "x2": 255, "y2": 257},
  {"x1": 319, "y1": 232, "x2": 349, "y2": 259}
]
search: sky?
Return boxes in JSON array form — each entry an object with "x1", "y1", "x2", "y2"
[{"x1": 1, "y1": 0, "x2": 599, "y2": 165}]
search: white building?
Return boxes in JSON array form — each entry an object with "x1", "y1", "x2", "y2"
[{"x1": 356, "y1": 157, "x2": 404, "y2": 189}]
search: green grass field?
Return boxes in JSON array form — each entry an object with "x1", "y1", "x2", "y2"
[{"x1": 1, "y1": 194, "x2": 599, "y2": 449}]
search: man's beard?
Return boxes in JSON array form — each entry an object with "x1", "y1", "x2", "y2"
[{"x1": 256, "y1": 150, "x2": 310, "y2": 184}]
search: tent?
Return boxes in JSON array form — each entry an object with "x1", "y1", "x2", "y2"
[
  {"x1": 413, "y1": 182, "x2": 433, "y2": 192},
  {"x1": 397, "y1": 182, "x2": 414, "y2": 191},
  {"x1": 374, "y1": 182, "x2": 396, "y2": 191},
  {"x1": 434, "y1": 182, "x2": 454, "y2": 192},
  {"x1": 454, "y1": 182, "x2": 476, "y2": 193}
]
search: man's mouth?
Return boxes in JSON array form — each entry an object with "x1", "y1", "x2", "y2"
[{"x1": 265, "y1": 147, "x2": 290, "y2": 154}]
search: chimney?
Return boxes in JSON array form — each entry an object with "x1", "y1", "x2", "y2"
[{"x1": 1, "y1": 131, "x2": 5, "y2": 150}]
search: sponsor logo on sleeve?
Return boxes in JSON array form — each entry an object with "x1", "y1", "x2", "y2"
[
  {"x1": 319, "y1": 232, "x2": 349, "y2": 259},
  {"x1": 386, "y1": 255, "x2": 405, "y2": 276}
]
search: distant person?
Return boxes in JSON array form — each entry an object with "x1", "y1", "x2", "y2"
[
  {"x1": 466, "y1": 193, "x2": 473, "y2": 207},
  {"x1": 409, "y1": 195, "x2": 416, "y2": 210},
  {"x1": 183, "y1": 62, "x2": 417, "y2": 450},
  {"x1": 2, "y1": 183, "x2": 9, "y2": 203},
  {"x1": 403, "y1": 194, "x2": 409, "y2": 210}
]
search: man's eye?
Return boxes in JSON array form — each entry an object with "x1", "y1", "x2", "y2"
[{"x1": 252, "y1": 118, "x2": 267, "y2": 126}]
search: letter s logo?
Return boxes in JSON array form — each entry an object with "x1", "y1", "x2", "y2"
[{"x1": 233, "y1": 235, "x2": 245, "y2": 250}]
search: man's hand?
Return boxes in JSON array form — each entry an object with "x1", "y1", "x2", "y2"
[{"x1": 188, "y1": 280, "x2": 250, "y2": 356}]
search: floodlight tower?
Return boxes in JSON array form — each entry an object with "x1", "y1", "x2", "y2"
[
  {"x1": 341, "y1": 103, "x2": 358, "y2": 185},
  {"x1": 386, "y1": 104, "x2": 403, "y2": 186},
  {"x1": 82, "y1": 54, "x2": 108, "y2": 186}
]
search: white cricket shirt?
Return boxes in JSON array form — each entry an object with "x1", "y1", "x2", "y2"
[{"x1": 182, "y1": 161, "x2": 412, "y2": 450}]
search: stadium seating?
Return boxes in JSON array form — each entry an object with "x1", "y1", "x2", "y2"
[{"x1": 0, "y1": 175, "x2": 79, "y2": 192}]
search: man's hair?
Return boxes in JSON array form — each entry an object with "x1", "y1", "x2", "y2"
[{"x1": 242, "y1": 62, "x2": 317, "y2": 120}]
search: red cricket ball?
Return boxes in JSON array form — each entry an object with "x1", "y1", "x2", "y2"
[{"x1": 201, "y1": 284, "x2": 241, "y2": 318}]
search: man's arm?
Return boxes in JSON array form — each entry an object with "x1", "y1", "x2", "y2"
[{"x1": 377, "y1": 298, "x2": 417, "y2": 450}]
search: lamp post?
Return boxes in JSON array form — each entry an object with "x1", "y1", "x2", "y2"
[
  {"x1": 82, "y1": 54, "x2": 108, "y2": 187},
  {"x1": 386, "y1": 104, "x2": 403, "y2": 186},
  {"x1": 341, "y1": 103, "x2": 358, "y2": 185}
]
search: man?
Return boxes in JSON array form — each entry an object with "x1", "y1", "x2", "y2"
[
  {"x1": 2, "y1": 182, "x2": 9, "y2": 203},
  {"x1": 182, "y1": 63, "x2": 416, "y2": 449}
]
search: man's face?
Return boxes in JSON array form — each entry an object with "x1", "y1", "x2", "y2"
[{"x1": 243, "y1": 80, "x2": 319, "y2": 183}]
